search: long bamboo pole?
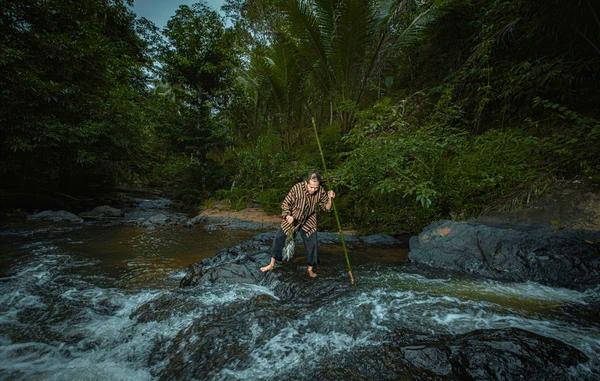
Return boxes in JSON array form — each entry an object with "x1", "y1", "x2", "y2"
[{"x1": 311, "y1": 117, "x2": 355, "y2": 285}]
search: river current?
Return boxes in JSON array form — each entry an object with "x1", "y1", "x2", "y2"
[{"x1": 1, "y1": 197, "x2": 599, "y2": 380}]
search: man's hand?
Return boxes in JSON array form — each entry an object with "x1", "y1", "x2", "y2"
[
  {"x1": 286, "y1": 215, "x2": 294, "y2": 224},
  {"x1": 323, "y1": 190, "x2": 335, "y2": 212}
]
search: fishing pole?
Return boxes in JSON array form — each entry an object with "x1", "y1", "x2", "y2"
[{"x1": 311, "y1": 117, "x2": 355, "y2": 285}]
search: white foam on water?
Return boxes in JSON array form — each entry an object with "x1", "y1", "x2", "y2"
[
  {"x1": 431, "y1": 309, "x2": 600, "y2": 379},
  {"x1": 468, "y1": 280, "x2": 599, "y2": 305},
  {"x1": 0, "y1": 289, "x2": 45, "y2": 313},
  {"x1": 351, "y1": 276, "x2": 600, "y2": 379},
  {"x1": 189, "y1": 283, "x2": 280, "y2": 305},
  {"x1": 0, "y1": 341, "x2": 154, "y2": 381},
  {"x1": 369, "y1": 271, "x2": 598, "y2": 305},
  {"x1": 217, "y1": 322, "x2": 372, "y2": 381},
  {"x1": 207, "y1": 270, "x2": 600, "y2": 380},
  {"x1": 214, "y1": 285, "x2": 400, "y2": 380},
  {"x1": 167, "y1": 270, "x2": 187, "y2": 280},
  {"x1": 2, "y1": 238, "x2": 599, "y2": 381},
  {"x1": 429, "y1": 310, "x2": 600, "y2": 352},
  {"x1": 0, "y1": 243, "x2": 281, "y2": 381}
]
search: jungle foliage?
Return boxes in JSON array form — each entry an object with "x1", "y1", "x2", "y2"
[
  {"x1": 216, "y1": 0, "x2": 600, "y2": 233},
  {"x1": 2, "y1": 0, "x2": 599, "y2": 232}
]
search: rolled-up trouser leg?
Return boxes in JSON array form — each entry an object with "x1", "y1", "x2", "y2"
[
  {"x1": 271, "y1": 227, "x2": 287, "y2": 262},
  {"x1": 299, "y1": 229, "x2": 319, "y2": 269}
]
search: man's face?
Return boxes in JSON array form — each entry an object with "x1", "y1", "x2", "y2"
[{"x1": 306, "y1": 179, "x2": 320, "y2": 194}]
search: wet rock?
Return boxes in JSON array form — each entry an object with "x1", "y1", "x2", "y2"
[
  {"x1": 315, "y1": 328, "x2": 588, "y2": 381},
  {"x1": 316, "y1": 231, "x2": 361, "y2": 246},
  {"x1": 28, "y1": 210, "x2": 83, "y2": 223},
  {"x1": 79, "y1": 205, "x2": 123, "y2": 219},
  {"x1": 178, "y1": 234, "x2": 277, "y2": 288},
  {"x1": 359, "y1": 234, "x2": 402, "y2": 246},
  {"x1": 148, "y1": 213, "x2": 169, "y2": 225},
  {"x1": 409, "y1": 220, "x2": 600, "y2": 289},
  {"x1": 115, "y1": 196, "x2": 190, "y2": 226},
  {"x1": 200, "y1": 251, "x2": 275, "y2": 284},
  {"x1": 151, "y1": 300, "x2": 288, "y2": 381},
  {"x1": 179, "y1": 229, "x2": 405, "y2": 288},
  {"x1": 135, "y1": 213, "x2": 188, "y2": 227},
  {"x1": 148, "y1": 278, "x2": 354, "y2": 381},
  {"x1": 130, "y1": 290, "x2": 204, "y2": 323},
  {"x1": 180, "y1": 245, "x2": 276, "y2": 288}
]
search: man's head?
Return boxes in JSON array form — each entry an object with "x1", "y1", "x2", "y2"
[{"x1": 304, "y1": 171, "x2": 323, "y2": 194}]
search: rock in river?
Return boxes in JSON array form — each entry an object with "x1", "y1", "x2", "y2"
[
  {"x1": 28, "y1": 210, "x2": 83, "y2": 223},
  {"x1": 315, "y1": 327, "x2": 588, "y2": 381},
  {"x1": 179, "y1": 235, "x2": 276, "y2": 288},
  {"x1": 179, "y1": 230, "x2": 404, "y2": 288},
  {"x1": 79, "y1": 205, "x2": 123, "y2": 219},
  {"x1": 409, "y1": 220, "x2": 600, "y2": 289}
]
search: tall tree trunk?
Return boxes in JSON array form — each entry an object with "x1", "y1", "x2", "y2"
[{"x1": 329, "y1": 100, "x2": 333, "y2": 126}]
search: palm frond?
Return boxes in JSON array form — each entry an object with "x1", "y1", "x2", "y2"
[
  {"x1": 394, "y1": 5, "x2": 438, "y2": 48},
  {"x1": 329, "y1": 0, "x2": 376, "y2": 97}
]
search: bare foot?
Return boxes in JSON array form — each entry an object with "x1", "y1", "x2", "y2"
[
  {"x1": 260, "y1": 263, "x2": 275, "y2": 272},
  {"x1": 307, "y1": 267, "x2": 317, "y2": 278}
]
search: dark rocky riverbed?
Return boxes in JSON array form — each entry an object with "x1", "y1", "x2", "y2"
[
  {"x1": 1, "y1": 195, "x2": 599, "y2": 380},
  {"x1": 409, "y1": 220, "x2": 600, "y2": 289}
]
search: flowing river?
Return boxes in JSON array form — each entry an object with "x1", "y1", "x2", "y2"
[{"x1": 1, "y1": 196, "x2": 599, "y2": 380}]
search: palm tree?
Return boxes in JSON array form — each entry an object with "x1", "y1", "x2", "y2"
[
  {"x1": 249, "y1": 38, "x2": 308, "y2": 149},
  {"x1": 274, "y1": 0, "x2": 440, "y2": 134}
]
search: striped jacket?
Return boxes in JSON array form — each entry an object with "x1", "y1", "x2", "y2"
[{"x1": 281, "y1": 181, "x2": 331, "y2": 237}]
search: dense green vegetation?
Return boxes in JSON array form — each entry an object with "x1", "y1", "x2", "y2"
[
  {"x1": 1, "y1": 0, "x2": 150, "y2": 191},
  {"x1": 2, "y1": 0, "x2": 599, "y2": 233}
]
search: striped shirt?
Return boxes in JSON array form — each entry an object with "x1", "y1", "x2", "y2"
[{"x1": 280, "y1": 181, "x2": 331, "y2": 237}]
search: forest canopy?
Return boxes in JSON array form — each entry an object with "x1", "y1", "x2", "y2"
[{"x1": 1, "y1": 0, "x2": 599, "y2": 233}]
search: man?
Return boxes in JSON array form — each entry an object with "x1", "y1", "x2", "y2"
[{"x1": 260, "y1": 171, "x2": 335, "y2": 278}]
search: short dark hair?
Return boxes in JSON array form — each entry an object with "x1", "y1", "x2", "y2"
[{"x1": 305, "y1": 170, "x2": 323, "y2": 183}]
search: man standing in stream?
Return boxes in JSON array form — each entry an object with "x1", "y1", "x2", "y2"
[{"x1": 260, "y1": 171, "x2": 335, "y2": 278}]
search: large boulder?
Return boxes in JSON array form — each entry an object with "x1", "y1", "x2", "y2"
[
  {"x1": 179, "y1": 236, "x2": 276, "y2": 288},
  {"x1": 179, "y1": 230, "x2": 405, "y2": 288},
  {"x1": 148, "y1": 298, "x2": 292, "y2": 381},
  {"x1": 314, "y1": 328, "x2": 589, "y2": 381},
  {"x1": 312, "y1": 231, "x2": 361, "y2": 246},
  {"x1": 409, "y1": 220, "x2": 600, "y2": 289}
]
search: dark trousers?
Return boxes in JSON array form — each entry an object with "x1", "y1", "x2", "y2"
[{"x1": 271, "y1": 227, "x2": 319, "y2": 268}]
